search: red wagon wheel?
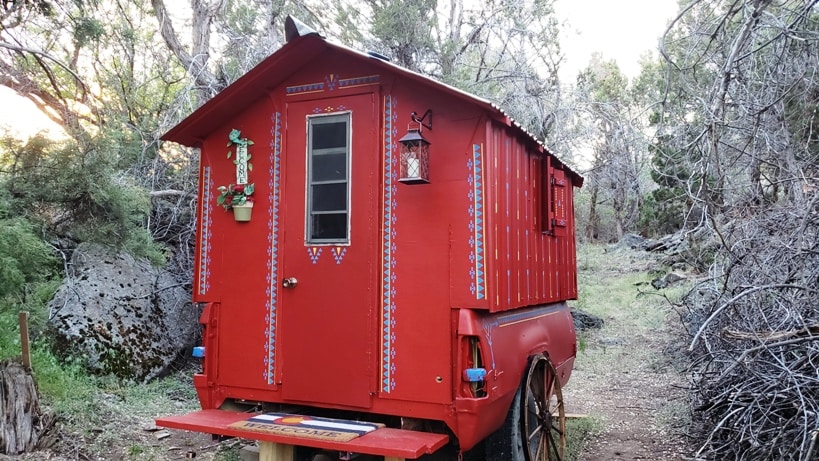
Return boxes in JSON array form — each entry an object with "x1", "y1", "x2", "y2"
[{"x1": 522, "y1": 354, "x2": 566, "y2": 461}]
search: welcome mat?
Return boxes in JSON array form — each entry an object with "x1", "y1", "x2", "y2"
[{"x1": 228, "y1": 413, "x2": 384, "y2": 442}]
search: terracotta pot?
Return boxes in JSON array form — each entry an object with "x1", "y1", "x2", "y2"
[{"x1": 232, "y1": 202, "x2": 254, "y2": 222}]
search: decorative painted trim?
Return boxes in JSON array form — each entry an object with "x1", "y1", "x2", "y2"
[
  {"x1": 481, "y1": 318, "x2": 498, "y2": 373},
  {"x1": 468, "y1": 144, "x2": 487, "y2": 300},
  {"x1": 339, "y1": 74, "x2": 380, "y2": 89},
  {"x1": 197, "y1": 166, "x2": 214, "y2": 296},
  {"x1": 496, "y1": 304, "x2": 562, "y2": 328},
  {"x1": 380, "y1": 95, "x2": 398, "y2": 393},
  {"x1": 286, "y1": 82, "x2": 324, "y2": 95},
  {"x1": 264, "y1": 112, "x2": 283, "y2": 385},
  {"x1": 313, "y1": 105, "x2": 348, "y2": 114},
  {"x1": 308, "y1": 247, "x2": 323, "y2": 264},
  {"x1": 331, "y1": 246, "x2": 347, "y2": 264},
  {"x1": 325, "y1": 74, "x2": 339, "y2": 91},
  {"x1": 286, "y1": 74, "x2": 380, "y2": 96}
]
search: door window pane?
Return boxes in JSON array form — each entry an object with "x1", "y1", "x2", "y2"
[
  {"x1": 312, "y1": 122, "x2": 347, "y2": 149},
  {"x1": 307, "y1": 114, "x2": 350, "y2": 243},
  {"x1": 311, "y1": 213, "x2": 347, "y2": 240},
  {"x1": 311, "y1": 183, "x2": 347, "y2": 211},
  {"x1": 312, "y1": 152, "x2": 346, "y2": 182}
]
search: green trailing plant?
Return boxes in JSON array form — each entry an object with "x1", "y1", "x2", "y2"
[
  {"x1": 216, "y1": 183, "x2": 255, "y2": 210},
  {"x1": 227, "y1": 128, "x2": 253, "y2": 172}
]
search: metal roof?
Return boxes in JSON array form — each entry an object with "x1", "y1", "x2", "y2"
[{"x1": 161, "y1": 31, "x2": 582, "y2": 186}]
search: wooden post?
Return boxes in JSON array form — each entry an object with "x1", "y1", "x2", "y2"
[
  {"x1": 384, "y1": 457, "x2": 406, "y2": 461},
  {"x1": 258, "y1": 441, "x2": 294, "y2": 461},
  {"x1": 18, "y1": 312, "x2": 31, "y2": 370}
]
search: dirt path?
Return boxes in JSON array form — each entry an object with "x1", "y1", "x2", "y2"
[{"x1": 562, "y1": 245, "x2": 692, "y2": 460}]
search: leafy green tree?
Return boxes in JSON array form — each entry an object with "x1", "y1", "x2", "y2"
[
  {"x1": 331, "y1": 0, "x2": 567, "y2": 143},
  {"x1": 1, "y1": 134, "x2": 165, "y2": 263},
  {"x1": 366, "y1": 0, "x2": 436, "y2": 70},
  {"x1": 1, "y1": 1, "x2": 195, "y2": 264},
  {"x1": 658, "y1": 0, "x2": 818, "y2": 214}
]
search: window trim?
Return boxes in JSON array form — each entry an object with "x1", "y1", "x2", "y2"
[
  {"x1": 541, "y1": 155, "x2": 553, "y2": 234},
  {"x1": 305, "y1": 111, "x2": 352, "y2": 245}
]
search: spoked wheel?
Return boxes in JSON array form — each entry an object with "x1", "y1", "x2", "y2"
[
  {"x1": 522, "y1": 354, "x2": 566, "y2": 461},
  {"x1": 484, "y1": 354, "x2": 567, "y2": 461}
]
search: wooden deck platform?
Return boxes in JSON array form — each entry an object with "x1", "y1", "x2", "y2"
[{"x1": 156, "y1": 409, "x2": 449, "y2": 460}]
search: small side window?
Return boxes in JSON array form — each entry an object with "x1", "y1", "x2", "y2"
[
  {"x1": 307, "y1": 113, "x2": 350, "y2": 243},
  {"x1": 541, "y1": 156, "x2": 568, "y2": 236}
]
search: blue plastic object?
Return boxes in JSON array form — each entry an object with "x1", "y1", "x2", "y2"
[
  {"x1": 192, "y1": 346, "x2": 206, "y2": 358},
  {"x1": 464, "y1": 367, "x2": 487, "y2": 382}
]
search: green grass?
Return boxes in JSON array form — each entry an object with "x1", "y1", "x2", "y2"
[
  {"x1": 213, "y1": 443, "x2": 244, "y2": 461},
  {"x1": 566, "y1": 416, "x2": 603, "y2": 461},
  {"x1": 566, "y1": 243, "x2": 692, "y2": 456},
  {"x1": 127, "y1": 444, "x2": 146, "y2": 456},
  {"x1": 30, "y1": 345, "x2": 99, "y2": 418},
  {"x1": 1, "y1": 305, "x2": 201, "y2": 458},
  {"x1": 574, "y1": 243, "x2": 691, "y2": 335}
]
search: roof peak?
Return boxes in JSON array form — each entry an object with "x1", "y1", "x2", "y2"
[{"x1": 284, "y1": 16, "x2": 321, "y2": 43}]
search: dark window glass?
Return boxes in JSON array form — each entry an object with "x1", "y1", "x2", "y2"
[
  {"x1": 311, "y1": 213, "x2": 347, "y2": 240},
  {"x1": 312, "y1": 152, "x2": 346, "y2": 182},
  {"x1": 311, "y1": 183, "x2": 347, "y2": 211},
  {"x1": 312, "y1": 122, "x2": 347, "y2": 149}
]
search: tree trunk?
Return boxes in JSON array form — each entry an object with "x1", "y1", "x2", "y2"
[
  {"x1": 151, "y1": 0, "x2": 226, "y2": 105},
  {"x1": 749, "y1": 155, "x2": 763, "y2": 205},
  {"x1": 586, "y1": 183, "x2": 599, "y2": 241},
  {"x1": 0, "y1": 360, "x2": 54, "y2": 455},
  {"x1": 614, "y1": 214, "x2": 624, "y2": 242}
]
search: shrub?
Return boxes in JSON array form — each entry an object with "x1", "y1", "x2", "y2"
[{"x1": 0, "y1": 213, "x2": 59, "y2": 298}]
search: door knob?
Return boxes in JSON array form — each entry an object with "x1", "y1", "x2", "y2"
[{"x1": 282, "y1": 277, "x2": 298, "y2": 288}]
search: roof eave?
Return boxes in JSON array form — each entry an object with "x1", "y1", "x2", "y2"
[
  {"x1": 161, "y1": 36, "x2": 328, "y2": 146},
  {"x1": 160, "y1": 34, "x2": 584, "y2": 186}
]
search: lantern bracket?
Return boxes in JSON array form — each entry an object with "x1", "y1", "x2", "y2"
[{"x1": 411, "y1": 110, "x2": 432, "y2": 131}]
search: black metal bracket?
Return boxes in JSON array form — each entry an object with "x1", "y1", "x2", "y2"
[{"x1": 411, "y1": 109, "x2": 432, "y2": 130}]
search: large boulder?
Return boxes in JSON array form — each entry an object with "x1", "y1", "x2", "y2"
[{"x1": 47, "y1": 243, "x2": 199, "y2": 382}]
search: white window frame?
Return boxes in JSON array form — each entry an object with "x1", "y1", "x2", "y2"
[{"x1": 305, "y1": 112, "x2": 352, "y2": 245}]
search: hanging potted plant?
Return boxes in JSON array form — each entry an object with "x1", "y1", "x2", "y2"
[{"x1": 217, "y1": 183, "x2": 255, "y2": 221}]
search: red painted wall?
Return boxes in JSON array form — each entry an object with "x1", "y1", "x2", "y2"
[{"x1": 481, "y1": 124, "x2": 579, "y2": 312}]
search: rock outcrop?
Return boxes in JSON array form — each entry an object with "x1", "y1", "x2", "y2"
[{"x1": 47, "y1": 243, "x2": 198, "y2": 382}]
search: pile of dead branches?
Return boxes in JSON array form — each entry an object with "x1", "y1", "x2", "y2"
[{"x1": 682, "y1": 196, "x2": 819, "y2": 460}]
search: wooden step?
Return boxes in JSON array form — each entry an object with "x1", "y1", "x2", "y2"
[{"x1": 156, "y1": 409, "x2": 449, "y2": 460}]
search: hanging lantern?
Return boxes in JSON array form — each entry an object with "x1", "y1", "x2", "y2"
[{"x1": 399, "y1": 111, "x2": 432, "y2": 184}]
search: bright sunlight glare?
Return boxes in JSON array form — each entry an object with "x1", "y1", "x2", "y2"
[{"x1": 0, "y1": 86, "x2": 66, "y2": 140}]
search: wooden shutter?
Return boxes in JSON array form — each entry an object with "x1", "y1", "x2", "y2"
[{"x1": 552, "y1": 168, "x2": 568, "y2": 236}]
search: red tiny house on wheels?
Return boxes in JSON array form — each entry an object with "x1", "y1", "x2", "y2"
[{"x1": 158, "y1": 17, "x2": 582, "y2": 461}]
